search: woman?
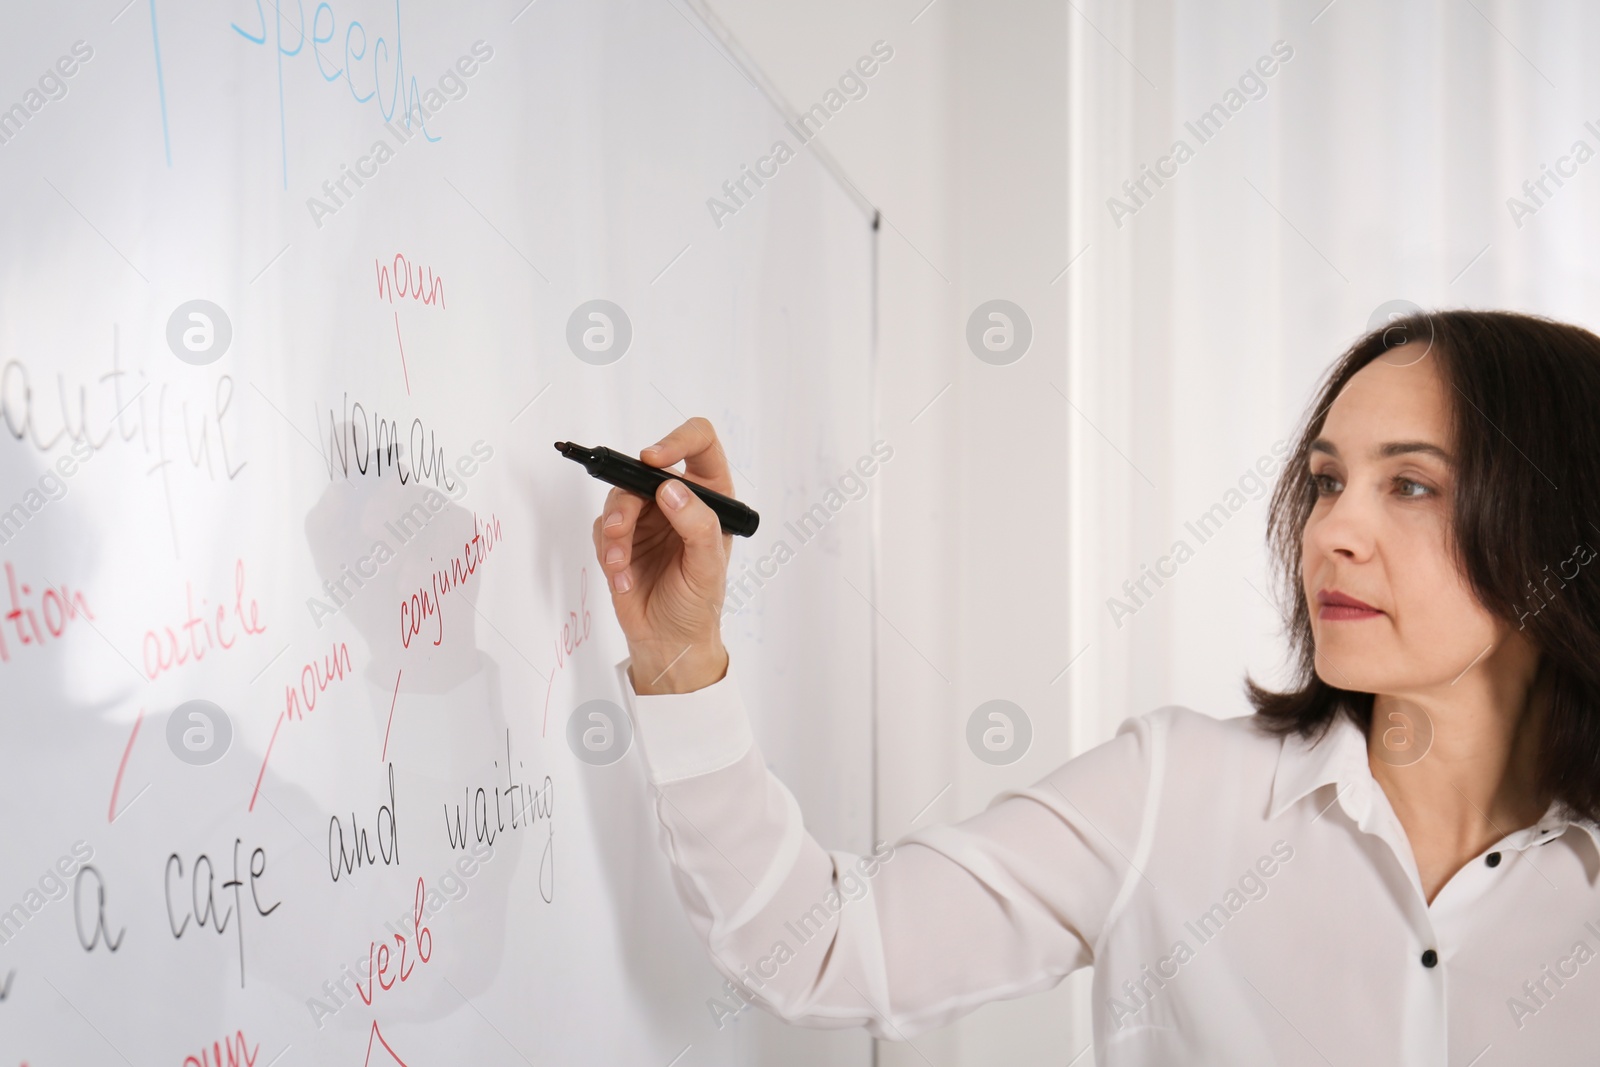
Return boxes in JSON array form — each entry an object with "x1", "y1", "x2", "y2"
[{"x1": 591, "y1": 310, "x2": 1600, "y2": 1064}]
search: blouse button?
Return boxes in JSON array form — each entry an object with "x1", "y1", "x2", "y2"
[
  {"x1": 1486, "y1": 852, "x2": 1502, "y2": 868},
  {"x1": 1421, "y1": 949, "x2": 1438, "y2": 968}
]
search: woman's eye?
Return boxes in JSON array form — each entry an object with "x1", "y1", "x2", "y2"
[
  {"x1": 1395, "y1": 477, "x2": 1433, "y2": 499},
  {"x1": 1309, "y1": 472, "x2": 1340, "y2": 495}
]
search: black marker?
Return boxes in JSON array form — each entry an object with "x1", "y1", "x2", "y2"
[{"x1": 554, "y1": 442, "x2": 760, "y2": 537}]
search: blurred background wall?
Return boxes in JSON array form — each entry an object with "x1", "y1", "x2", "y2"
[{"x1": 697, "y1": 0, "x2": 1599, "y2": 1062}]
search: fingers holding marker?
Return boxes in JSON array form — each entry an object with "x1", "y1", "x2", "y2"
[
  {"x1": 561, "y1": 432, "x2": 754, "y2": 540},
  {"x1": 653, "y1": 476, "x2": 728, "y2": 596},
  {"x1": 595, "y1": 486, "x2": 643, "y2": 593},
  {"x1": 641, "y1": 417, "x2": 734, "y2": 495}
]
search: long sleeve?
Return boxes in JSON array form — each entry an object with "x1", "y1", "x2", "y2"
[{"x1": 618, "y1": 655, "x2": 1158, "y2": 1041}]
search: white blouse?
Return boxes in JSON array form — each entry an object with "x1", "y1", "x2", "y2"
[{"x1": 618, "y1": 655, "x2": 1600, "y2": 1066}]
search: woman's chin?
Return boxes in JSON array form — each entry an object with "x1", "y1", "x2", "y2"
[{"x1": 1311, "y1": 642, "x2": 1390, "y2": 691}]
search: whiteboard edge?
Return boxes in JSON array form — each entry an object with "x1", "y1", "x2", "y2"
[{"x1": 678, "y1": 0, "x2": 880, "y2": 223}]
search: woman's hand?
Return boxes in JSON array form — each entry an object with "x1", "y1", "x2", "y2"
[{"x1": 591, "y1": 417, "x2": 733, "y2": 694}]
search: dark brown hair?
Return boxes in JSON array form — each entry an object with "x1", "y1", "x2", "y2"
[{"x1": 1248, "y1": 309, "x2": 1600, "y2": 821}]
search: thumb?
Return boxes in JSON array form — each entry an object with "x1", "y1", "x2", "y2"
[{"x1": 655, "y1": 477, "x2": 727, "y2": 596}]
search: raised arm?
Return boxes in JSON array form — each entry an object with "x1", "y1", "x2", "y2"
[{"x1": 594, "y1": 419, "x2": 1153, "y2": 1039}]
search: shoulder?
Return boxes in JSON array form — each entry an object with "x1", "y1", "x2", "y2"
[
  {"x1": 1123, "y1": 703, "x2": 1284, "y2": 752},
  {"x1": 1090, "y1": 705, "x2": 1289, "y2": 812},
  {"x1": 1086, "y1": 703, "x2": 1285, "y2": 766},
  {"x1": 1032, "y1": 704, "x2": 1282, "y2": 781},
  {"x1": 1022, "y1": 705, "x2": 1283, "y2": 819}
]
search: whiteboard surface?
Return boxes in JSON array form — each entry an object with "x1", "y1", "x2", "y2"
[{"x1": 0, "y1": 2, "x2": 874, "y2": 1064}]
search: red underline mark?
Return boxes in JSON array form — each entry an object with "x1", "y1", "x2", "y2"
[
  {"x1": 542, "y1": 670, "x2": 553, "y2": 738},
  {"x1": 381, "y1": 669, "x2": 402, "y2": 762},
  {"x1": 107, "y1": 708, "x2": 145, "y2": 823},
  {"x1": 364, "y1": 1021, "x2": 410, "y2": 1066},
  {"x1": 394, "y1": 311, "x2": 411, "y2": 395},
  {"x1": 248, "y1": 710, "x2": 288, "y2": 813}
]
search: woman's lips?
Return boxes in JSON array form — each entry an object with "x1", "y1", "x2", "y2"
[
  {"x1": 1319, "y1": 603, "x2": 1383, "y2": 621},
  {"x1": 1316, "y1": 589, "x2": 1383, "y2": 621}
]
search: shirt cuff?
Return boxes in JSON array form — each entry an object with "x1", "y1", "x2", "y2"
[{"x1": 615, "y1": 655, "x2": 755, "y2": 785}]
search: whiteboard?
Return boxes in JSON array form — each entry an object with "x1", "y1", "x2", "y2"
[{"x1": 0, "y1": 2, "x2": 876, "y2": 1064}]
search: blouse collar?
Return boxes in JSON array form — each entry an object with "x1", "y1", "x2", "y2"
[{"x1": 1265, "y1": 711, "x2": 1600, "y2": 854}]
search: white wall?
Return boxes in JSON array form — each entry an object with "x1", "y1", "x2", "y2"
[{"x1": 701, "y1": 0, "x2": 1600, "y2": 1063}]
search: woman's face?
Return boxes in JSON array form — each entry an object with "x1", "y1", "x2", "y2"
[{"x1": 1300, "y1": 349, "x2": 1524, "y2": 696}]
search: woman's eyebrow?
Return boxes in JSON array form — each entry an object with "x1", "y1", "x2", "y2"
[
  {"x1": 1308, "y1": 438, "x2": 1453, "y2": 463},
  {"x1": 1377, "y1": 440, "x2": 1453, "y2": 463}
]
